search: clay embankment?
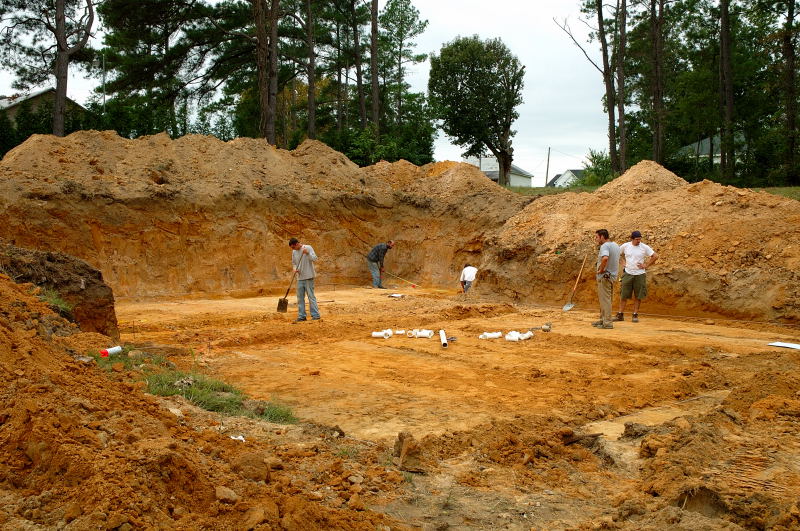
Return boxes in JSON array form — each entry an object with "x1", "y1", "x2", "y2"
[
  {"x1": 0, "y1": 131, "x2": 524, "y2": 299},
  {"x1": 1, "y1": 132, "x2": 798, "y2": 321},
  {"x1": 483, "y1": 161, "x2": 800, "y2": 321}
]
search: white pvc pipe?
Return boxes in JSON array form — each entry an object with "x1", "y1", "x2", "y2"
[
  {"x1": 407, "y1": 329, "x2": 418, "y2": 338},
  {"x1": 417, "y1": 329, "x2": 434, "y2": 338},
  {"x1": 519, "y1": 331, "x2": 534, "y2": 340},
  {"x1": 372, "y1": 331, "x2": 390, "y2": 338},
  {"x1": 394, "y1": 329, "x2": 406, "y2": 335},
  {"x1": 505, "y1": 331, "x2": 521, "y2": 342},
  {"x1": 479, "y1": 332, "x2": 502, "y2": 339},
  {"x1": 439, "y1": 329, "x2": 448, "y2": 348}
]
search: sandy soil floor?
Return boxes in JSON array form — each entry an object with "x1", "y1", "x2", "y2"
[{"x1": 115, "y1": 286, "x2": 800, "y2": 529}]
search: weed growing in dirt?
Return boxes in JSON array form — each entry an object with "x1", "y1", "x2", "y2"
[
  {"x1": 335, "y1": 446, "x2": 360, "y2": 459},
  {"x1": 38, "y1": 287, "x2": 72, "y2": 318},
  {"x1": 402, "y1": 471, "x2": 415, "y2": 484},
  {"x1": 146, "y1": 370, "x2": 245, "y2": 414},
  {"x1": 145, "y1": 370, "x2": 297, "y2": 422},
  {"x1": 243, "y1": 400, "x2": 297, "y2": 424}
]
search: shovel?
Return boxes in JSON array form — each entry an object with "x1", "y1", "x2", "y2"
[
  {"x1": 277, "y1": 270, "x2": 297, "y2": 313},
  {"x1": 562, "y1": 255, "x2": 588, "y2": 311},
  {"x1": 278, "y1": 253, "x2": 307, "y2": 313}
]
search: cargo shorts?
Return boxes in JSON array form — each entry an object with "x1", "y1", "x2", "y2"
[{"x1": 620, "y1": 272, "x2": 647, "y2": 300}]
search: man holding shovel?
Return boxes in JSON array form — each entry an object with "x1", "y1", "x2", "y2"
[
  {"x1": 289, "y1": 237, "x2": 320, "y2": 322},
  {"x1": 592, "y1": 229, "x2": 620, "y2": 329},
  {"x1": 366, "y1": 240, "x2": 394, "y2": 289}
]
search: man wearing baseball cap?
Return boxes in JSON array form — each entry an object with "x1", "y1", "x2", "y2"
[{"x1": 614, "y1": 230, "x2": 658, "y2": 323}]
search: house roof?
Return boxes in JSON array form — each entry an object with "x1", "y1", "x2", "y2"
[
  {"x1": 0, "y1": 87, "x2": 57, "y2": 111},
  {"x1": 482, "y1": 164, "x2": 535, "y2": 181},
  {"x1": 546, "y1": 169, "x2": 584, "y2": 187}
]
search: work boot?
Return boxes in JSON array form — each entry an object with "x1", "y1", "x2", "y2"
[
  {"x1": 632, "y1": 313, "x2": 639, "y2": 323},
  {"x1": 591, "y1": 320, "x2": 603, "y2": 327},
  {"x1": 612, "y1": 312, "x2": 624, "y2": 322},
  {"x1": 295, "y1": 318, "x2": 307, "y2": 322}
]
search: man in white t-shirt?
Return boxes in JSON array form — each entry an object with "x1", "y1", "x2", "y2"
[
  {"x1": 459, "y1": 264, "x2": 478, "y2": 293},
  {"x1": 614, "y1": 230, "x2": 658, "y2": 323}
]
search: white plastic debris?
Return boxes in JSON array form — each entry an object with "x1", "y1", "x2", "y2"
[
  {"x1": 479, "y1": 332, "x2": 503, "y2": 339},
  {"x1": 768, "y1": 342, "x2": 800, "y2": 350},
  {"x1": 229, "y1": 435, "x2": 246, "y2": 442}
]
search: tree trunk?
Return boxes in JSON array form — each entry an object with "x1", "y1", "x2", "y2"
[
  {"x1": 306, "y1": 0, "x2": 316, "y2": 139},
  {"x1": 497, "y1": 150, "x2": 512, "y2": 187},
  {"x1": 650, "y1": 0, "x2": 666, "y2": 164},
  {"x1": 336, "y1": 21, "x2": 343, "y2": 134},
  {"x1": 254, "y1": 0, "x2": 270, "y2": 140},
  {"x1": 615, "y1": 0, "x2": 628, "y2": 172},
  {"x1": 370, "y1": 0, "x2": 380, "y2": 131},
  {"x1": 719, "y1": 0, "x2": 735, "y2": 180},
  {"x1": 52, "y1": 0, "x2": 69, "y2": 137},
  {"x1": 783, "y1": 0, "x2": 797, "y2": 184},
  {"x1": 596, "y1": 0, "x2": 620, "y2": 174},
  {"x1": 267, "y1": 0, "x2": 280, "y2": 145},
  {"x1": 351, "y1": 1, "x2": 367, "y2": 128}
]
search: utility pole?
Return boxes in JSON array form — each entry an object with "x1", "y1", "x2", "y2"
[{"x1": 545, "y1": 147, "x2": 551, "y2": 186}]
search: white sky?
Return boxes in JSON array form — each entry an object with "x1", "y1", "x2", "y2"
[{"x1": 1, "y1": 0, "x2": 607, "y2": 185}]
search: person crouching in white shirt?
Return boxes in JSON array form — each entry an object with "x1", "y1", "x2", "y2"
[{"x1": 460, "y1": 264, "x2": 478, "y2": 293}]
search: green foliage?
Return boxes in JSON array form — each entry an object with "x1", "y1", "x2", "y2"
[
  {"x1": 38, "y1": 287, "x2": 72, "y2": 318},
  {"x1": 0, "y1": 111, "x2": 18, "y2": 158},
  {"x1": 144, "y1": 369, "x2": 296, "y2": 422},
  {"x1": 428, "y1": 35, "x2": 524, "y2": 184},
  {"x1": 580, "y1": 149, "x2": 616, "y2": 185},
  {"x1": 145, "y1": 370, "x2": 245, "y2": 414}
]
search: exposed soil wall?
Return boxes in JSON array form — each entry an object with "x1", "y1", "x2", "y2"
[
  {"x1": 0, "y1": 240, "x2": 119, "y2": 338},
  {"x1": 1, "y1": 132, "x2": 798, "y2": 321}
]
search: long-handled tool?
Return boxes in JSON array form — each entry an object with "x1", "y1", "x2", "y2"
[
  {"x1": 562, "y1": 255, "x2": 588, "y2": 311},
  {"x1": 277, "y1": 253, "x2": 306, "y2": 312},
  {"x1": 277, "y1": 270, "x2": 297, "y2": 313},
  {"x1": 383, "y1": 270, "x2": 419, "y2": 288}
]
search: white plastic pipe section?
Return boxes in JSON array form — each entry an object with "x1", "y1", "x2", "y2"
[
  {"x1": 407, "y1": 329, "x2": 434, "y2": 338},
  {"x1": 439, "y1": 329, "x2": 448, "y2": 348},
  {"x1": 504, "y1": 330, "x2": 534, "y2": 341},
  {"x1": 371, "y1": 329, "x2": 394, "y2": 339},
  {"x1": 479, "y1": 332, "x2": 502, "y2": 339}
]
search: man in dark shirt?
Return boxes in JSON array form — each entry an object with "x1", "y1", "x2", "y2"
[{"x1": 366, "y1": 240, "x2": 395, "y2": 289}]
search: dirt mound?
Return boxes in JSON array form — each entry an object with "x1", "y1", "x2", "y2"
[
  {"x1": 596, "y1": 159, "x2": 688, "y2": 198},
  {"x1": 1, "y1": 132, "x2": 798, "y2": 321},
  {"x1": 0, "y1": 240, "x2": 119, "y2": 338},
  {"x1": 0, "y1": 274, "x2": 399, "y2": 529},
  {"x1": 482, "y1": 163, "x2": 800, "y2": 321}
]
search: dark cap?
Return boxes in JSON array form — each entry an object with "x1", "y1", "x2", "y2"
[{"x1": 631, "y1": 230, "x2": 642, "y2": 239}]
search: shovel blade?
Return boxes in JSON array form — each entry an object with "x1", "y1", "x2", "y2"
[
  {"x1": 562, "y1": 301, "x2": 575, "y2": 312},
  {"x1": 277, "y1": 297, "x2": 289, "y2": 313}
]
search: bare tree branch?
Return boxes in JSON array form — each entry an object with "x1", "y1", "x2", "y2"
[{"x1": 553, "y1": 17, "x2": 604, "y2": 75}]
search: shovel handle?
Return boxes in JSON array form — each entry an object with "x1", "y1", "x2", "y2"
[
  {"x1": 283, "y1": 252, "x2": 308, "y2": 298},
  {"x1": 568, "y1": 255, "x2": 588, "y2": 297}
]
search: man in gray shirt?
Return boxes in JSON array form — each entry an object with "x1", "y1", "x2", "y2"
[
  {"x1": 592, "y1": 229, "x2": 620, "y2": 329},
  {"x1": 289, "y1": 237, "x2": 320, "y2": 321}
]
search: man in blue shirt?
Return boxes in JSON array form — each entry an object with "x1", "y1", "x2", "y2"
[
  {"x1": 592, "y1": 229, "x2": 620, "y2": 329},
  {"x1": 366, "y1": 240, "x2": 395, "y2": 289}
]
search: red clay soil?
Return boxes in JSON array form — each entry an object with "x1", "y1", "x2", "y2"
[
  {"x1": 0, "y1": 275, "x2": 401, "y2": 530},
  {"x1": 2, "y1": 132, "x2": 797, "y2": 321}
]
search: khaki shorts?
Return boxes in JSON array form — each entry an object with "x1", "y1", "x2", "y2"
[{"x1": 620, "y1": 272, "x2": 647, "y2": 300}]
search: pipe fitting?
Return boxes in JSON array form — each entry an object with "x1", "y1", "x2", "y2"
[
  {"x1": 479, "y1": 332, "x2": 502, "y2": 339},
  {"x1": 439, "y1": 329, "x2": 448, "y2": 348}
]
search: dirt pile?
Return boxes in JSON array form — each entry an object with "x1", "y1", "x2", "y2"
[
  {"x1": 1, "y1": 133, "x2": 798, "y2": 321},
  {"x1": 0, "y1": 274, "x2": 402, "y2": 529},
  {"x1": 0, "y1": 131, "x2": 525, "y2": 299},
  {"x1": 0, "y1": 240, "x2": 119, "y2": 338},
  {"x1": 483, "y1": 160, "x2": 800, "y2": 320}
]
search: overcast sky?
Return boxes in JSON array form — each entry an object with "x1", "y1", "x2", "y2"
[{"x1": 0, "y1": 0, "x2": 607, "y2": 185}]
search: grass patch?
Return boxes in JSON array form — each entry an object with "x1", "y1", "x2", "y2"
[
  {"x1": 38, "y1": 287, "x2": 73, "y2": 318},
  {"x1": 507, "y1": 185, "x2": 599, "y2": 196},
  {"x1": 146, "y1": 370, "x2": 245, "y2": 415},
  {"x1": 335, "y1": 446, "x2": 360, "y2": 459},
  {"x1": 144, "y1": 369, "x2": 297, "y2": 423},
  {"x1": 752, "y1": 187, "x2": 800, "y2": 201}
]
